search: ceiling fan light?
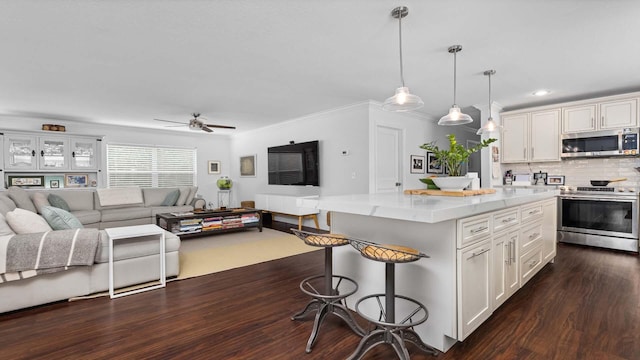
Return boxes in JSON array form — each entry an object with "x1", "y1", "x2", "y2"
[
  {"x1": 382, "y1": 86, "x2": 424, "y2": 111},
  {"x1": 438, "y1": 105, "x2": 473, "y2": 125}
]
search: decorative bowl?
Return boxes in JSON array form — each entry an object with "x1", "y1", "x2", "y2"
[
  {"x1": 432, "y1": 176, "x2": 472, "y2": 191},
  {"x1": 419, "y1": 178, "x2": 439, "y2": 190}
]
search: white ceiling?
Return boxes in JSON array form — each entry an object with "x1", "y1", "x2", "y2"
[{"x1": 1, "y1": 0, "x2": 640, "y2": 135}]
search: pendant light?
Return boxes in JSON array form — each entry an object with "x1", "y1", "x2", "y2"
[
  {"x1": 382, "y1": 6, "x2": 424, "y2": 112},
  {"x1": 476, "y1": 70, "x2": 502, "y2": 135},
  {"x1": 438, "y1": 45, "x2": 473, "y2": 125}
]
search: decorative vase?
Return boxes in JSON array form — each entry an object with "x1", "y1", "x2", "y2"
[
  {"x1": 432, "y1": 176, "x2": 472, "y2": 191},
  {"x1": 216, "y1": 176, "x2": 232, "y2": 190}
]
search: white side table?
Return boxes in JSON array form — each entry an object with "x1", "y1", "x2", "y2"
[{"x1": 105, "y1": 224, "x2": 166, "y2": 299}]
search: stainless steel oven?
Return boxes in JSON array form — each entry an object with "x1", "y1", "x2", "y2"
[{"x1": 558, "y1": 187, "x2": 639, "y2": 252}]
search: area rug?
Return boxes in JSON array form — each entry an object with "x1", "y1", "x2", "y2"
[{"x1": 176, "y1": 228, "x2": 319, "y2": 280}]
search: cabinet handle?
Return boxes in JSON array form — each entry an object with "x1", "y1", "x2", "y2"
[
  {"x1": 502, "y1": 217, "x2": 515, "y2": 223},
  {"x1": 592, "y1": 117, "x2": 595, "y2": 128},
  {"x1": 531, "y1": 148, "x2": 535, "y2": 159},
  {"x1": 505, "y1": 242, "x2": 511, "y2": 265},
  {"x1": 528, "y1": 209, "x2": 540, "y2": 215},
  {"x1": 529, "y1": 232, "x2": 540, "y2": 240},
  {"x1": 40, "y1": 150, "x2": 44, "y2": 157},
  {"x1": 31, "y1": 150, "x2": 36, "y2": 157},
  {"x1": 468, "y1": 248, "x2": 490, "y2": 260},
  {"x1": 72, "y1": 151, "x2": 76, "y2": 158},
  {"x1": 470, "y1": 226, "x2": 488, "y2": 234},
  {"x1": 523, "y1": 148, "x2": 527, "y2": 159},
  {"x1": 511, "y1": 240, "x2": 516, "y2": 263},
  {"x1": 601, "y1": 116, "x2": 604, "y2": 127},
  {"x1": 529, "y1": 260, "x2": 539, "y2": 268}
]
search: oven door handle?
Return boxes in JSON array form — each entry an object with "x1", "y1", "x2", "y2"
[{"x1": 561, "y1": 196, "x2": 638, "y2": 202}]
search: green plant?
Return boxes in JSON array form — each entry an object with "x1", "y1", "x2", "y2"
[{"x1": 419, "y1": 134, "x2": 496, "y2": 176}]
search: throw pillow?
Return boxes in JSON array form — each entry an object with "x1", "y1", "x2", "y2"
[
  {"x1": 161, "y1": 189, "x2": 180, "y2": 206},
  {"x1": 185, "y1": 186, "x2": 198, "y2": 206},
  {"x1": 5, "y1": 208, "x2": 53, "y2": 234},
  {"x1": 48, "y1": 193, "x2": 71, "y2": 211},
  {"x1": 7, "y1": 186, "x2": 37, "y2": 213},
  {"x1": 0, "y1": 213, "x2": 16, "y2": 237},
  {"x1": 40, "y1": 206, "x2": 84, "y2": 230},
  {"x1": 176, "y1": 187, "x2": 190, "y2": 206},
  {"x1": 32, "y1": 192, "x2": 51, "y2": 214}
]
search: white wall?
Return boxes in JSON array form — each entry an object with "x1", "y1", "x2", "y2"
[{"x1": 0, "y1": 117, "x2": 232, "y2": 204}]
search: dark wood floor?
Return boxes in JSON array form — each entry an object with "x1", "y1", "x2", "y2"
[{"x1": 0, "y1": 240, "x2": 638, "y2": 359}]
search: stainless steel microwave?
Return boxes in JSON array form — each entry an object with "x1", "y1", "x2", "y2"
[{"x1": 561, "y1": 128, "x2": 639, "y2": 158}]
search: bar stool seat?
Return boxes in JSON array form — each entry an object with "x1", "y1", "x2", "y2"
[
  {"x1": 348, "y1": 239, "x2": 439, "y2": 360},
  {"x1": 291, "y1": 230, "x2": 365, "y2": 353}
]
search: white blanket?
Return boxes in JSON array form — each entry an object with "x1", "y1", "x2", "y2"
[{"x1": 97, "y1": 187, "x2": 143, "y2": 206}]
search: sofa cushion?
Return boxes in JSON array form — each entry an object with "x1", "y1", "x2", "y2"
[
  {"x1": 48, "y1": 194, "x2": 71, "y2": 211},
  {"x1": 8, "y1": 187, "x2": 37, "y2": 213},
  {"x1": 96, "y1": 187, "x2": 143, "y2": 207},
  {"x1": 101, "y1": 207, "x2": 152, "y2": 222},
  {"x1": 0, "y1": 213, "x2": 16, "y2": 237},
  {"x1": 31, "y1": 192, "x2": 51, "y2": 214},
  {"x1": 142, "y1": 188, "x2": 174, "y2": 207},
  {"x1": 51, "y1": 191, "x2": 94, "y2": 211},
  {"x1": 40, "y1": 206, "x2": 84, "y2": 230},
  {"x1": 71, "y1": 210, "x2": 102, "y2": 226},
  {"x1": 0, "y1": 195, "x2": 16, "y2": 216},
  {"x1": 5, "y1": 208, "x2": 53, "y2": 234},
  {"x1": 176, "y1": 187, "x2": 190, "y2": 206},
  {"x1": 161, "y1": 190, "x2": 180, "y2": 206},
  {"x1": 94, "y1": 230, "x2": 181, "y2": 263}
]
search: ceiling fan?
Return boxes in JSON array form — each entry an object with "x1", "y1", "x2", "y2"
[{"x1": 154, "y1": 113, "x2": 236, "y2": 133}]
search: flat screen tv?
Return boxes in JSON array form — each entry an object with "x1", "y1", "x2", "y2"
[{"x1": 268, "y1": 140, "x2": 319, "y2": 186}]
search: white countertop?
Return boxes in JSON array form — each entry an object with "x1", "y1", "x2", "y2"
[{"x1": 298, "y1": 188, "x2": 559, "y2": 223}]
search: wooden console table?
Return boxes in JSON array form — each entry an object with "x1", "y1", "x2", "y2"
[
  {"x1": 267, "y1": 211, "x2": 319, "y2": 231},
  {"x1": 156, "y1": 208, "x2": 262, "y2": 238}
]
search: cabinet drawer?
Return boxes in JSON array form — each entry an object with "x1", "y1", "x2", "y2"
[
  {"x1": 458, "y1": 214, "x2": 491, "y2": 248},
  {"x1": 520, "y1": 221, "x2": 542, "y2": 253},
  {"x1": 492, "y1": 208, "x2": 519, "y2": 233},
  {"x1": 520, "y1": 202, "x2": 543, "y2": 223},
  {"x1": 520, "y1": 245, "x2": 544, "y2": 286}
]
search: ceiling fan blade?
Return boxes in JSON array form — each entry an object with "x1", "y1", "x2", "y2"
[
  {"x1": 204, "y1": 124, "x2": 236, "y2": 129},
  {"x1": 154, "y1": 118, "x2": 187, "y2": 125},
  {"x1": 201, "y1": 126, "x2": 214, "y2": 133},
  {"x1": 163, "y1": 124, "x2": 186, "y2": 128}
]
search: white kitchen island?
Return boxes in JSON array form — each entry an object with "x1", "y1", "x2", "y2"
[{"x1": 298, "y1": 187, "x2": 558, "y2": 353}]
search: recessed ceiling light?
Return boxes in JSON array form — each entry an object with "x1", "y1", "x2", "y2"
[{"x1": 533, "y1": 90, "x2": 550, "y2": 96}]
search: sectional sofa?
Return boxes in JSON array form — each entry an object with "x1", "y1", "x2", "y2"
[{"x1": 0, "y1": 186, "x2": 197, "y2": 313}]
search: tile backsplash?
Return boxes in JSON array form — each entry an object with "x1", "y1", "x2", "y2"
[{"x1": 503, "y1": 157, "x2": 640, "y2": 188}]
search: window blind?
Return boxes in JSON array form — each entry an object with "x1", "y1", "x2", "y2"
[{"x1": 106, "y1": 144, "x2": 196, "y2": 188}]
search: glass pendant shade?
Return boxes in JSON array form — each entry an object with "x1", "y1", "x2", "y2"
[
  {"x1": 476, "y1": 117, "x2": 501, "y2": 135},
  {"x1": 438, "y1": 105, "x2": 473, "y2": 125},
  {"x1": 382, "y1": 86, "x2": 424, "y2": 111}
]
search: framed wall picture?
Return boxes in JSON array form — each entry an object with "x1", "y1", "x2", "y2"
[
  {"x1": 208, "y1": 160, "x2": 221, "y2": 174},
  {"x1": 410, "y1": 155, "x2": 425, "y2": 174},
  {"x1": 533, "y1": 172, "x2": 547, "y2": 185},
  {"x1": 240, "y1": 154, "x2": 256, "y2": 177},
  {"x1": 49, "y1": 180, "x2": 60, "y2": 188},
  {"x1": 7, "y1": 175, "x2": 45, "y2": 187},
  {"x1": 426, "y1": 152, "x2": 443, "y2": 174},
  {"x1": 546, "y1": 175, "x2": 565, "y2": 185},
  {"x1": 64, "y1": 173, "x2": 88, "y2": 187}
]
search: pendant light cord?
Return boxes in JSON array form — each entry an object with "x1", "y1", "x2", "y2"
[
  {"x1": 453, "y1": 50, "x2": 457, "y2": 105},
  {"x1": 488, "y1": 72, "x2": 491, "y2": 110},
  {"x1": 398, "y1": 14, "x2": 405, "y2": 87}
]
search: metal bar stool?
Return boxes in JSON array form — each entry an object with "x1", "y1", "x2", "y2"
[
  {"x1": 347, "y1": 239, "x2": 439, "y2": 360},
  {"x1": 291, "y1": 229, "x2": 366, "y2": 353}
]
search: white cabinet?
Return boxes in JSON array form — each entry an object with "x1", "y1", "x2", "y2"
[
  {"x1": 457, "y1": 237, "x2": 492, "y2": 340},
  {"x1": 492, "y1": 230, "x2": 518, "y2": 310},
  {"x1": 563, "y1": 98, "x2": 638, "y2": 133},
  {"x1": 4, "y1": 134, "x2": 38, "y2": 170},
  {"x1": 70, "y1": 137, "x2": 98, "y2": 170},
  {"x1": 541, "y1": 198, "x2": 557, "y2": 263},
  {"x1": 3, "y1": 132, "x2": 100, "y2": 172},
  {"x1": 501, "y1": 109, "x2": 560, "y2": 163}
]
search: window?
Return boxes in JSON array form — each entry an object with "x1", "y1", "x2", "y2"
[{"x1": 106, "y1": 144, "x2": 196, "y2": 188}]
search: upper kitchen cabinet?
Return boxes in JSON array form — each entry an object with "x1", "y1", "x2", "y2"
[
  {"x1": 4, "y1": 133, "x2": 38, "y2": 170},
  {"x1": 501, "y1": 109, "x2": 561, "y2": 163},
  {"x1": 562, "y1": 97, "x2": 638, "y2": 133},
  {"x1": 70, "y1": 137, "x2": 98, "y2": 170}
]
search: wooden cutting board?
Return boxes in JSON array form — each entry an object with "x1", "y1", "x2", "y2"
[{"x1": 404, "y1": 188, "x2": 497, "y2": 197}]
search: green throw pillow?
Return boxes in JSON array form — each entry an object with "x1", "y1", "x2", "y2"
[
  {"x1": 40, "y1": 206, "x2": 84, "y2": 230},
  {"x1": 48, "y1": 193, "x2": 71, "y2": 211},
  {"x1": 161, "y1": 189, "x2": 180, "y2": 206}
]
